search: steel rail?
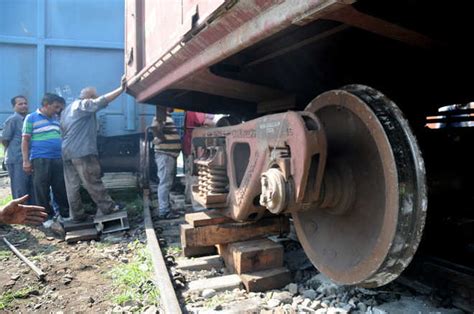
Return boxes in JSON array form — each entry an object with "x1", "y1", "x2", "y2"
[{"x1": 143, "y1": 189, "x2": 182, "y2": 313}]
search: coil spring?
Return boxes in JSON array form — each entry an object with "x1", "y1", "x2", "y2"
[{"x1": 198, "y1": 165, "x2": 229, "y2": 195}]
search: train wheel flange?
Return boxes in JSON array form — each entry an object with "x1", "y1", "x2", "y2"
[{"x1": 293, "y1": 85, "x2": 427, "y2": 287}]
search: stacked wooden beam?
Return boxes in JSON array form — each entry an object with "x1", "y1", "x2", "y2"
[{"x1": 180, "y1": 210, "x2": 291, "y2": 291}]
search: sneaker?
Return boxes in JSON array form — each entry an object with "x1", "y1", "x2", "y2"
[
  {"x1": 112, "y1": 203, "x2": 126, "y2": 212},
  {"x1": 42, "y1": 219, "x2": 54, "y2": 228},
  {"x1": 97, "y1": 204, "x2": 125, "y2": 218},
  {"x1": 50, "y1": 220, "x2": 65, "y2": 238},
  {"x1": 158, "y1": 212, "x2": 180, "y2": 220}
]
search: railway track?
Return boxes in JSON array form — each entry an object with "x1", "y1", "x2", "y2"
[{"x1": 142, "y1": 191, "x2": 472, "y2": 313}]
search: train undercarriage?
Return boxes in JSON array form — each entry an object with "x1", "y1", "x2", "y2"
[{"x1": 125, "y1": 0, "x2": 474, "y2": 289}]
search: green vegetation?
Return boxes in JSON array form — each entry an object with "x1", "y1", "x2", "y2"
[
  {"x1": 164, "y1": 245, "x2": 182, "y2": 256},
  {"x1": 0, "y1": 195, "x2": 12, "y2": 206},
  {"x1": 203, "y1": 291, "x2": 232, "y2": 309},
  {"x1": 109, "y1": 241, "x2": 159, "y2": 309},
  {"x1": 0, "y1": 286, "x2": 39, "y2": 310},
  {"x1": 0, "y1": 250, "x2": 12, "y2": 261},
  {"x1": 122, "y1": 195, "x2": 143, "y2": 221}
]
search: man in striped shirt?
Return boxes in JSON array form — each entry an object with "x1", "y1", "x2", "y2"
[
  {"x1": 151, "y1": 107, "x2": 182, "y2": 219},
  {"x1": 22, "y1": 93, "x2": 69, "y2": 220}
]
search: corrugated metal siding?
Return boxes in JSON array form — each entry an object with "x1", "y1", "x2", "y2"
[{"x1": 0, "y1": 0, "x2": 154, "y2": 137}]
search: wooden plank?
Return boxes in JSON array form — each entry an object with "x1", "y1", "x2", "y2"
[
  {"x1": 94, "y1": 210, "x2": 128, "y2": 222},
  {"x1": 65, "y1": 228, "x2": 99, "y2": 243},
  {"x1": 176, "y1": 255, "x2": 224, "y2": 271},
  {"x1": 216, "y1": 244, "x2": 227, "y2": 256},
  {"x1": 184, "y1": 210, "x2": 233, "y2": 227},
  {"x1": 228, "y1": 239, "x2": 283, "y2": 274},
  {"x1": 63, "y1": 220, "x2": 95, "y2": 232},
  {"x1": 217, "y1": 244, "x2": 234, "y2": 272},
  {"x1": 188, "y1": 274, "x2": 242, "y2": 292},
  {"x1": 240, "y1": 267, "x2": 291, "y2": 292},
  {"x1": 180, "y1": 216, "x2": 289, "y2": 247}
]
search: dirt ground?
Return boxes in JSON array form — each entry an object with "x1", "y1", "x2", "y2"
[
  {"x1": 0, "y1": 180, "x2": 151, "y2": 313},
  {"x1": 0, "y1": 176, "x2": 11, "y2": 202}
]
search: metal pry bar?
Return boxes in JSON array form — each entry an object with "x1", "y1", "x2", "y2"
[{"x1": 3, "y1": 237, "x2": 46, "y2": 280}]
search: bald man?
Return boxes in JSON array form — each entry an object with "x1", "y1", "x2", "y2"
[{"x1": 60, "y1": 80, "x2": 126, "y2": 223}]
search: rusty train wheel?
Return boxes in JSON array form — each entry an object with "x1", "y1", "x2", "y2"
[{"x1": 293, "y1": 85, "x2": 427, "y2": 287}]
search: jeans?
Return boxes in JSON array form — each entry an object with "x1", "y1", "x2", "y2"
[
  {"x1": 155, "y1": 153, "x2": 176, "y2": 215},
  {"x1": 31, "y1": 158, "x2": 69, "y2": 218},
  {"x1": 63, "y1": 155, "x2": 115, "y2": 220},
  {"x1": 6, "y1": 162, "x2": 34, "y2": 203}
]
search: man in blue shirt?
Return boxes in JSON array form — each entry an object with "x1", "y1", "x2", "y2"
[
  {"x1": 22, "y1": 93, "x2": 69, "y2": 220},
  {"x1": 2, "y1": 95, "x2": 33, "y2": 202}
]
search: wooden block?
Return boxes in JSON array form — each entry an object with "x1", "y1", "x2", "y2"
[
  {"x1": 176, "y1": 255, "x2": 224, "y2": 271},
  {"x1": 180, "y1": 216, "x2": 289, "y2": 247},
  {"x1": 100, "y1": 218, "x2": 130, "y2": 234},
  {"x1": 65, "y1": 228, "x2": 99, "y2": 243},
  {"x1": 188, "y1": 274, "x2": 242, "y2": 292},
  {"x1": 182, "y1": 245, "x2": 217, "y2": 258},
  {"x1": 102, "y1": 172, "x2": 138, "y2": 189},
  {"x1": 184, "y1": 210, "x2": 233, "y2": 227},
  {"x1": 95, "y1": 210, "x2": 130, "y2": 234},
  {"x1": 216, "y1": 244, "x2": 227, "y2": 256},
  {"x1": 240, "y1": 267, "x2": 291, "y2": 292},
  {"x1": 217, "y1": 243, "x2": 235, "y2": 273},
  {"x1": 225, "y1": 239, "x2": 284, "y2": 274},
  {"x1": 94, "y1": 210, "x2": 128, "y2": 223},
  {"x1": 63, "y1": 220, "x2": 95, "y2": 232}
]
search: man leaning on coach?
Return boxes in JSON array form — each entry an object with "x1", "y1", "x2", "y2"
[{"x1": 60, "y1": 79, "x2": 126, "y2": 223}]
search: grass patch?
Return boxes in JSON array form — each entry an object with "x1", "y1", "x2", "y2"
[
  {"x1": 0, "y1": 250, "x2": 12, "y2": 261},
  {"x1": 203, "y1": 292, "x2": 230, "y2": 309},
  {"x1": 94, "y1": 240, "x2": 114, "y2": 250},
  {"x1": 164, "y1": 245, "x2": 182, "y2": 256},
  {"x1": 110, "y1": 241, "x2": 159, "y2": 309},
  {"x1": 122, "y1": 195, "x2": 143, "y2": 221},
  {"x1": 0, "y1": 195, "x2": 12, "y2": 206},
  {"x1": 0, "y1": 286, "x2": 39, "y2": 310}
]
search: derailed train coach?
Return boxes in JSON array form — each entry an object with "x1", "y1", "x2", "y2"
[
  {"x1": 0, "y1": 0, "x2": 155, "y2": 173},
  {"x1": 124, "y1": 0, "x2": 474, "y2": 287}
]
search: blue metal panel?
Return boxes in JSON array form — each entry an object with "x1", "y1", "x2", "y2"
[
  {"x1": 0, "y1": 44, "x2": 37, "y2": 121},
  {"x1": 46, "y1": 0, "x2": 124, "y2": 43},
  {"x1": 46, "y1": 46, "x2": 124, "y2": 111},
  {"x1": 0, "y1": 0, "x2": 37, "y2": 37},
  {"x1": 0, "y1": 0, "x2": 155, "y2": 137}
]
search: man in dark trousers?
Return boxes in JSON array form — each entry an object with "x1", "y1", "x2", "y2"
[
  {"x1": 2, "y1": 95, "x2": 33, "y2": 202},
  {"x1": 22, "y1": 93, "x2": 69, "y2": 224},
  {"x1": 60, "y1": 81, "x2": 125, "y2": 223}
]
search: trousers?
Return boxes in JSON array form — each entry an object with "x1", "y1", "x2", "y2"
[
  {"x1": 155, "y1": 153, "x2": 176, "y2": 214},
  {"x1": 31, "y1": 158, "x2": 69, "y2": 218},
  {"x1": 63, "y1": 155, "x2": 115, "y2": 219},
  {"x1": 6, "y1": 161, "x2": 34, "y2": 203}
]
